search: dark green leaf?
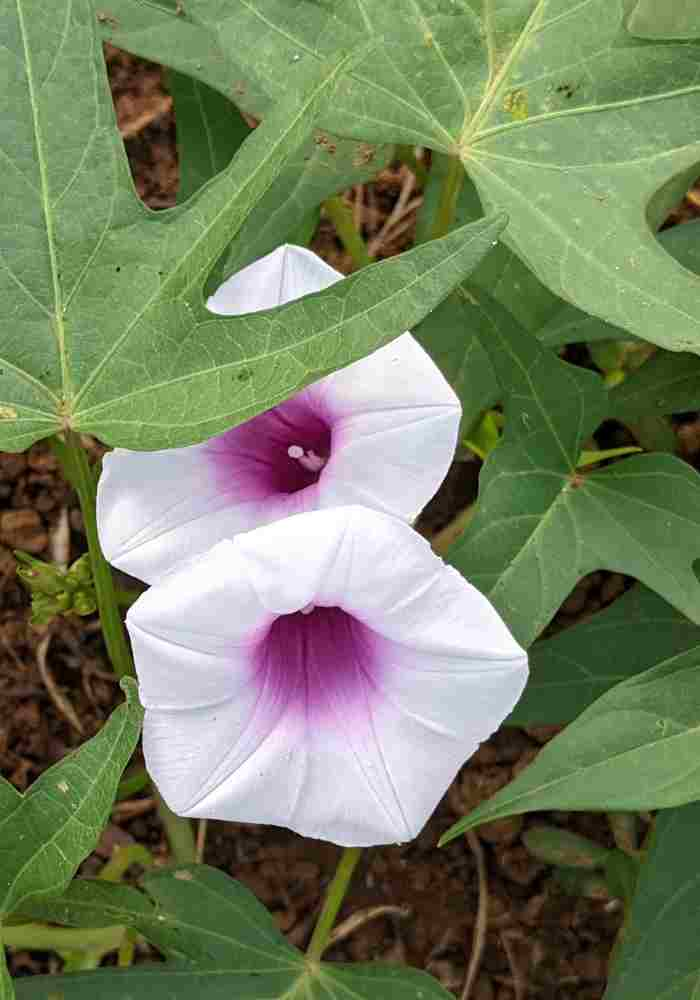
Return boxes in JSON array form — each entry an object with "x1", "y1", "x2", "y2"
[
  {"x1": 441, "y1": 639, "x2": 700, "y2": 841},
  {"x1": 510, "y1": 586, "x2": 700, "y2": 725},
  {"x1": 0, "y1": 680, "x2": 142, "y2": 918},
  {"x1": 610, "y1": 351, "x2": 700, "y2": 422},
  {"x1": 168, "y1": 70, "x2": 250, "y2": 203},
  {"x1": 14, "y1": 866, "x2": 451, "y2": 1000},
  {"x1": 104, "y1": 1, "x2": 700, "y2": 350},
  {"x1": 605, "y1": 802, "x2": 700, "y2": 1000}
]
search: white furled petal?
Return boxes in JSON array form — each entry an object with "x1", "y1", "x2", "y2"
[
  {"x1": 206, "y1": 244, "x2": 340, "y2": 315},
  {"x1": 97, "y1": 446, "x2": 317, "y2": 584},
  {"x1": 317, "y1": 333, "x2": 461, "y2": 521},
  {"x1": 131, "y1": 507, "x2": 528, "y2": 846}
]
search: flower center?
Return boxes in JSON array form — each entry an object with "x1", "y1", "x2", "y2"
[
  {"x1": 252, "y1": 606, "x2": 382, "y2": 725},
  {"x1": 205, "y1": 395, "x2": 332, "y2": 498},
  {"x1": 287, "y1": 445, "x2": 327, "y2": 473}
]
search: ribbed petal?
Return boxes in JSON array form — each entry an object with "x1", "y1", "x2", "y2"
[{"x1": 128, "y1": 507, "x2": 527, "y2": 846}]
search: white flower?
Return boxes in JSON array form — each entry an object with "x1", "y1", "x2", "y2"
[
  {"x1": 97, "y1": 245, "x2": 460, "y2": 584},
  {"x1": 127, "y1": 506, "x2": 528, "y2": 847}
]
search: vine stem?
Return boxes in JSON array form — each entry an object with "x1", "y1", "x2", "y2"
[
  {"x1": 1, "y1": 924, "x2": 125, "y2": 953},
  {"x1": 49, "y1": 431, "x2": 197, "y2": 864},
  {"x1": 306, "y1": 847, "x2": 362, "y2": 963},
  {"x1": 323, "y1": 196, "x2": 374, "y2": 269},
  {"x1": 50, "y1": 432, "x2": 135, "y2": 678},
  {"x1": 429, "y1": 154, "x2": 465, "y2": 241}
]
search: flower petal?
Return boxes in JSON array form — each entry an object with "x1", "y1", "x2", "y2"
[
  {"x1": 206, "y1": 244, "x2": 339, "y2": 315},
  {"x1": 129, "y1": 507, "x2": 527, "y2": 845}
]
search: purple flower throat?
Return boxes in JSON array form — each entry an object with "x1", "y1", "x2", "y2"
[
  {"x1": 253, "y1": 606, "x2": 383, "y2": 725},
  {"x1": 206, "y1": 397, "x2": 332, "y2": 498}
]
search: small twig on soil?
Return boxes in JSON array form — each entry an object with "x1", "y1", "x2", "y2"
[
  {"x1": 367, "y1": 167, "x2": 420, "y2": 257},
  {"x1": 499, "y1": 929, "x2": 527, "y2": 1000},
  {"x1": 195, "y1": 818, "x2": 208, "y2": 864},
  {"x1": 352, "y1": 184, "x2": 364, "y2": 232},
  {"x1": 461, "y1": 830, "x2": 489, "y2": 1000},
  {"x1": 36, "y1": 632, "x2": 84, "y2": 735},
  {"x1": 119, "y1": 95, "x2": 172, "y2": 139},
  {"x1": 50, "y1": 506, "x2": 71, "y2": 568},
  {"x1": 328, "y1": 904, "x2": 411, "y2": 948}
]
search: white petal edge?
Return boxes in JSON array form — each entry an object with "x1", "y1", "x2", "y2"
[{"x1": 130, "y1": 507, "x2": 528, "y2": 845}]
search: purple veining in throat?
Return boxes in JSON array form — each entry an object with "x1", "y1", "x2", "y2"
[
  {"x1": 205, "y1": 395, "x2": 332, "y2": 499},
  {"x1": 251, "y1": 606, "x2": 383, "y2": 725}
]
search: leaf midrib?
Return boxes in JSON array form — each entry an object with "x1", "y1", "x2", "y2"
[{"x1": 15, "y1": 0, "x2": 70, "y2": 407}]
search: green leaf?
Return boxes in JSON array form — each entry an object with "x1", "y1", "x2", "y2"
[
  {"x1": 447, "y1": 308, "x2": 700, "y2": 646},
  {"x1": 104, "y1": 1, "x2": 700, "y2": 351},
  {"x1": 510, "y1": 586, "x2": 700, "y2": 726},
  {"x1": 415, "y1": 289, "x2": 500, "y2": 433},
  {"x1": 2, "y1": 1, "x2": 498, "y2": 452},
  {"x1": 605, "y1": 802, "x2": 700, "y2": 1000},
  {"x1": 440, "y1": 636, "x2": 700, "y2": 841},
  {"x1": 629, "y1": 0, "x2": 700, "y2": 40},
  {"x1": 538, "y1": 221, "x2": 700, "y2": 347},
  {"x1": 610, "y1": 351, "x2": 700, "y2": 422},
  {"x1": 168, "y1": 70, "x2": 250, "y2": 203},
  {"x1": 13, "y1": 866, "x2": 451, "y2": 1000},
  {"x1": 0, "y1": 679, "x2": 142, "y2": 919},
  {"x1": 169, "y1": 69, "x2": 392, "y2": 282}
]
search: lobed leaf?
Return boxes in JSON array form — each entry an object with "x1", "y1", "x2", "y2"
[
  {"x1": 4, "y1": 0, "x2": 491, "y2": 452},
  {"x1": 104, "y1": 0, "x2": 700, "y2": 351},
  {"x1": 13, "y1": 866, "x2": 451, "y2": 1000},
  {"x1": 446, "y1": 307, "x2": 700, "y2": 646}
]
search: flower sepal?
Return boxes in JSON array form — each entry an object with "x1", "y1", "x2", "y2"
[{"x1": 15, "y1": 551, "x2": 98, "y2": 625}]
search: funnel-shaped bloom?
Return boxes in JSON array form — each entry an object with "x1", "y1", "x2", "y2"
[
  {"x1": 127, "y1": 506, "x2": 528, "y2": 847},
  {"x1": 97, "y1": 245, "x2": 460, "y2": 584}
]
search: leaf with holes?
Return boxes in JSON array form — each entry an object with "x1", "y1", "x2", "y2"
[
  {"x1": 2, "y1": 0, "x2": 502, "y2": 452},
  {"x1": 605, "y1": 801, "x2": 700, "y2": 1000},
  {"x1": 13, "y1": 866, "x2": 451, "y2": 1000},
  {"x1": 103, "y1": 0, "x2": 700, "y2": 351},
  {"x1": 440, "y1": 641, "x2": 700, "y2": 841},
  {"x1": 510, "y1": 586, "x2": 700, "y2": 726},
  {"x1": 446, "y1": 312, "x2": 700, "y2": 647}
]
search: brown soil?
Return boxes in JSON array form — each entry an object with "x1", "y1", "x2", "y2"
[{"x1": 5, "y1": 46, "x2": 700, "y2": 998}]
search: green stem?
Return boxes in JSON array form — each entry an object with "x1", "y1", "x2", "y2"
[
  {"x1": 306, "y1": 847, "x2": 361, "y2": 962},
  {"x1": 429, "y1": 154, "x2": 464, "y2": 241},
  {"x1": 50, "y1": 433, "x2": 135, "y2": 679},
  {"x1": 153, "y1": 787, "x2": 197, "y2": 864},
  {"x1": 51, "y1": 434, "x2": 197, "y2": 863},
  {"x1": 323, "y1": 196, "x2": 374, "y2": 269},
  {"x1": 1, "y1": 923, "x2": 125, "y2": 953}
]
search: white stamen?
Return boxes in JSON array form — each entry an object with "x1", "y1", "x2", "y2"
[
  {"x1": 287, "y1": 445, "x2": 327, "y2": 473},
  {"x1": 300, "y1": 602, "x2": 315, "y2": 615}
]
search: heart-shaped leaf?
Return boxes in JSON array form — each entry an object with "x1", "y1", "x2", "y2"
[
  {"x1": 14, "y1": 866, "x2": 451, "y2": 1000},
  {"x1": 104, "y1": 0, "x2": 700, "y2": 351}
]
